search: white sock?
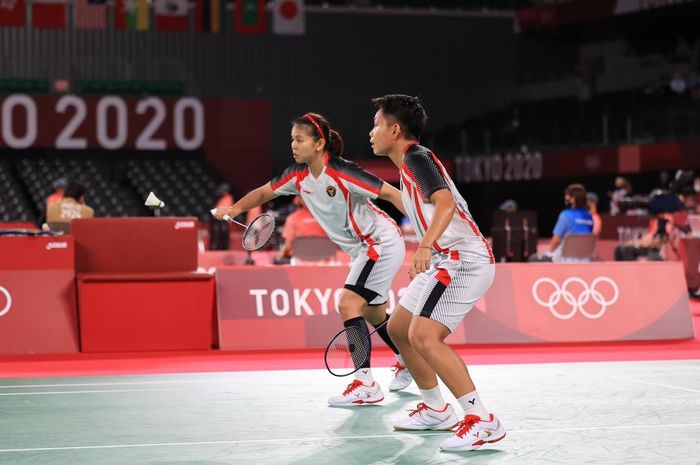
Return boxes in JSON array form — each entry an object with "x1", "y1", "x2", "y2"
[
  {"x1": 458, "y1": 390, "x2": 489, "y2": 419},
  {"x1": 419, "y1": 385, "x2": 446, "y2": 411},
  {"x1": 396, "y1": 354, "x2": 405, "y2": 366},
  {"x1": 355, "y1": 368, "x2": 374, "y2": 384}
]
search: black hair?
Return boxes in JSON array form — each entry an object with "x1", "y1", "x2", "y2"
[
  {"x1": 371, "y1": 94, "x2": 427, "y2": 141},
  {"x1": 64, "y1": 181, "x2": 86, "y2": 201},
  {"x1": 292, "y1": 112, "x2": 344, "y2": 157}
]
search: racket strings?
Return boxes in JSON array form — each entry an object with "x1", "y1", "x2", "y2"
[
  {"x1": 325, "y1": 327, "x2": 370, "y2": 376},
  {"x1": 243, "y1": 214, "x2": 275, "y2": 251}
]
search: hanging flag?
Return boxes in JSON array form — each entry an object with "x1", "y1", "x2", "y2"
[
  {"x1": 234, "y1": 0, "x2": 265, "y2": 35},
  {"x1": 272, "y1": 0, "x2": 303, "y2": 35},
  {"x1": 196, "y1": 0, "x2": 229, "y2": 33},
  {"x1": 74, "y1": 0, "x2": 106, "y2": 30},
  {"x1": 0, "y1": 0, "x2": 25, "y2": 27},
  {"x1": 115, "y1": 0, "x2": 149, "y2": 31},
  {"x1": 155, "y1": 0, "x2": 188, "y2": 31},
  {"x1": 32, "y1": 0, "x2": 66, "y2": 29}
]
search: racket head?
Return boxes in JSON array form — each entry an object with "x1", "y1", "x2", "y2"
[
  {"x1": 242, "y1": 213, "x2": 275, "y2": 251},
  {"x1": 324, "y1": 326, "x2": 371, "y2": 377}
]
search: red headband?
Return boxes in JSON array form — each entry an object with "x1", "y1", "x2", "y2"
[{"x1": 304, "y1": 114, "x2": 326, "y2": 142}]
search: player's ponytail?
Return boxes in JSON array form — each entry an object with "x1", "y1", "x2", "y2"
[
  {"x1": 292, "y1": 112, "x2": 343, "y2": 156},
  {"x1": 327, "y1": 129, "x2": 344, "y2": 157}
]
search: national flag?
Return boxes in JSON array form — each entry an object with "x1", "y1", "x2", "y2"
[
  {"x1": 115, "y1": 0, "x2": 149, "y2": 31},
  {"x1": 0, "y1": 0, "x2": 25, "y2": 27},
  {"x1": 73, "y1": 0, "x2": 106, "y2": 30},
  {"x1": 196, "y1": 0, "x2": 229, "y2": 33},
  {"x1": 272, "y1": 0, "x2": 303, "y2": 35},
  {"x1": 234, "y1": 0, "x2": 265, "y2": 35},
  {"x1": 32, "y1": 0, "x2": 66, "y2": 29},
  {"x1": 155, "y1": 0, "x2": 188, "y2": 31}
]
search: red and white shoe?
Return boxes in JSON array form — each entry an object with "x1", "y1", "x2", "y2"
[
  {"x1": 439, "y1": 414, "x2": 506, "y2": 452},
  {"x1": 388, "y1": 362, "x2": 413, "y2": 391},
  {"x1": 393, "y1": 402, "x2": 459, "y2": 431},
  {"x1": 327, "y1": 379, "x2": 384, "y2": 406}
]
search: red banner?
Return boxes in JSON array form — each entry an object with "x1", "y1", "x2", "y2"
[
  {"x1": 216, "y1": 261, "x2": 694, "y2": 350},
  {"x1": 0, "y1": 236, "x2": 80, "y2": 354}
]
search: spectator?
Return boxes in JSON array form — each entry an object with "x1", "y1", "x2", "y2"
[
  {"x1": 587, "y1": 192, "x2": 603, "y2": 235},
  {"x1": 45, "y1": 181, "x2": 94, "y2": 227},
  {"x1": 530, "y1": 183, "x2": 593, "y2": 262},
  {"x1": 609, "y1": 176, "x2": 631, "y2": 215},
  {"x1": 277, "y1": 196, "x2": 327, "y2": 261},
  {"x1": 46, "y1": 177, "x2": 68, "y2": 207}
]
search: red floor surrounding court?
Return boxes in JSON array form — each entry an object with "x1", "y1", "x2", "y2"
[{"x1": 1, "y1": 302, "x2": 699, "y2": 379}]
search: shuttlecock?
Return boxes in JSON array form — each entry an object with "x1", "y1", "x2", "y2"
[
  {"x1": 145, "y1": 192, "x2": 165, "y2": 208},
  {"x1": 210, "y1": 208, "x2": 217, "y2": 216}
]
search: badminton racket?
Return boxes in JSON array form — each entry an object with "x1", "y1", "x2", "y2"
[
  {"x1": 210, "y1": 209, "x2": 275, "y2": 251},
  {"x1": 324, "y1": 320, "x2": 388, "y2": 377}
]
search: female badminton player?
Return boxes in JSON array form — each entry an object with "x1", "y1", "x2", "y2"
[
  {"x1": 212, "y1": 112, "x2": 413, "y2": 405},
  {"x1": 369, "y1": 95, "x2": 505, "y2": 452}
]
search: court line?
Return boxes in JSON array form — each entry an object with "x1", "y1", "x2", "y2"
[
  {"x1": 0, "y1": 380, "x2": 223, "y2": 390},
  {"x1": 2, "y1": 423, "x2": 700, "y2": 453},
  {"x1": 0, "y1": 388, "x2": 200, "y2": 396},
  {"x1": 609, "y1": 375, "x2": 700, "y2": 394}
]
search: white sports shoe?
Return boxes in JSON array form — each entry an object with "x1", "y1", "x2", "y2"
[
  {"x1": 439, "y1": 414, "x2": 506, "y2": 452},
  {"x1": 393, "y1": 402, "x2": 460, "y2": 431},
  {"x1": 328, "y1": 379, "x2": 384, "y2": 406},
  {"x1": 388, "y1": 362, "x2": 413, "y2": 391}
]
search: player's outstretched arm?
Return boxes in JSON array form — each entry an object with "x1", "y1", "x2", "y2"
[
  {"x1": 378, "y1": 182, "x2": 407, "y2": 216},
  {"x1": 212, "y1": 182, "x2": 278, "y2": 220}
]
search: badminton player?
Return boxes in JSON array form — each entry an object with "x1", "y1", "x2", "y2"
[
  {"x1": 368, "y1": 95, "x2": 505, "y2": 451},
  {"x1": 213, "y1": 112, "x2": 413, "y2": 404}
]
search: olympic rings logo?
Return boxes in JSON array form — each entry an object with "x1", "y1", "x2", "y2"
[
  {"x1": 0, "y1": 285, "x2": 12, "y2": 317},
  {"x1": 531, "y1": 277, "x2": 619, "y2": 320}
]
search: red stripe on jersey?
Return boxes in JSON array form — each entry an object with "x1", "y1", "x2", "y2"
[
  {"x1": 326, "y1": 167, "x2": 381, "y2": 196},
  {"x1": 272, "y1": 171, "x2": 298, "y2": 192},
  {"x1": 325, "y1": 168, "x2": 377, "y2": 259},
  {"x1": 435, "y1": 267, "x2": 451, "y2": 287},
  {"x1": 401, "y1": 164, "x2": 427, "y2": 201},
  {"x1": 366, "y1": 201, "x2": 401, "y2": 236},
  {"x1": 456, "y1": 208, "x2": 495, "y2": 264},
  {"x1": 295, "y1": 167, "x2": 310, "y2": 192}
]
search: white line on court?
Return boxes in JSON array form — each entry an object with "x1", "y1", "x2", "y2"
[
  {"x1": 609, "y1": 375, "x2": 700, "y2": 394},
  {"x1": 0, "y1": 380, "x2": 223, "y2": 389},
  {"x1": 0, "y1": 388, "x2": 201, "y2": 396},
  {"x1": 2, "y1": 423, "x2": 700, "y2": 453}
]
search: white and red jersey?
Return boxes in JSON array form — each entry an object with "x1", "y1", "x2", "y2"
[
  {"x1": 271, "y1": 153, "x2": 400, "y2": 259},
  {"x1": 400, "y1": 143, "x2": 494, "y2": 264}
]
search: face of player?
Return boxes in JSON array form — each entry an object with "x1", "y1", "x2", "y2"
[
  {"x1": 291, "y1": 124, "x2": 324, "y2": 164},
  {"x1": 369, "y1": 110, "x2": 398, "y2": 156}
]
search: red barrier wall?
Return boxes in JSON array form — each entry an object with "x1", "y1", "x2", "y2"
[
  {"x1": 216, "y1": 262, "x2": 694, "y2": 350},
  {"x1": 0, "y1": 236, "x2": 80, "y2": 354},
  {"x1": 78, "y1": 274, "x2": 215, "y2": 352}
]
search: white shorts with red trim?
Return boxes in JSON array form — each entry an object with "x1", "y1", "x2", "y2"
[
  {"x1": 344, "y1": 236, "x2": 405, "y2": 306},
  {"x1": 399, "y1": 255, "x2": 495, "y2": 332}
]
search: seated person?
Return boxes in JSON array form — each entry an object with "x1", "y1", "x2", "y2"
[
  {"x1": 45, "y1": 181, "x2": 94, "y2": 230},
  {"x1": 277, "y1": 197, "x2": 329, "y2": 264},
  {"x1": 615, "y1": 213, "x2": 675, "y2": 261},
  {"x1": 531, "y1": 183, "x2": 593, "y2": 262}
]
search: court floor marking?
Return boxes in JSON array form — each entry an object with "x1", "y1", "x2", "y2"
[
  {"x1": 609, "y1": 375, "x2": 700, "y2": 394},
  {"x1": 0, "y1": 388, "x2": 202, "y2": 397},
  {"x1": 2, "y1": 423, "x2": 700, "y2": 454},
  {"x1": 0, "y1": 380, "x2": 224, "y2": 389}
]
